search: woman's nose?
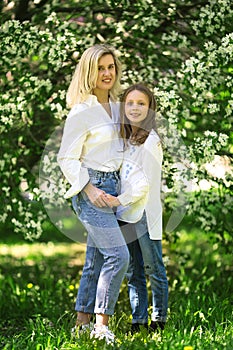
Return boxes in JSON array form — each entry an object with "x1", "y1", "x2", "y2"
[{"x1": 103, "y1": 69, "x2": 110, "y2": 75}]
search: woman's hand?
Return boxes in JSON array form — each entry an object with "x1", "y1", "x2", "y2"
[
  {"x1": 103, "y1": 194, "x2": 121, "y2": 208},
  {"x1": 83, "y1": 182, "x2": 108, "y2": 207}
]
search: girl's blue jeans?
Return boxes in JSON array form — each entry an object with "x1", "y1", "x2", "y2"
[
  {"x1": 72, "y1": 169, "x2": 129, "y2": 316},
  {"x1": 122, "y1": 213, "x2": 169, "y2": 324}
]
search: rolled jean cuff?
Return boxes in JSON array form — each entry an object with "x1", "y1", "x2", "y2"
[
  {"x1": 94, "y1": 307, "x2": 114, "y2": 316},
  {"x1": 75, "y1": 305, "x2": 94, "y2": 314}
]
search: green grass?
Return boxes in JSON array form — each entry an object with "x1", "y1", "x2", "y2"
[{"x1": 0, "y1": 222, "x2": 232, "y2": 349}]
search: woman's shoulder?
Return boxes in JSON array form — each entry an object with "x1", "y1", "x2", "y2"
[
  {"x1": 68, "y1": 103, "x2": 86, "y2": 115},
  {"x1": 67, "y1": 95, "x2": 98, "y2": 119}
]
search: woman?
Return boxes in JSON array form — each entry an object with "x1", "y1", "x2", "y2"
[
  {"x1": 57, "y1": 44, "x2": 130, "y2": 344},
  {"x1": 105, "y1": 83, "x2": 169, "y2": 333}
]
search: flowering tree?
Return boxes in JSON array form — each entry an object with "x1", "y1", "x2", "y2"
[{"x1": 0, "y1": 0, "x2": 232, "y2": 244}]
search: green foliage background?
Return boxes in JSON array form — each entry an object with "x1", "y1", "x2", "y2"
[{"x1": 0, "y1": 0, "x2": 232, "y2": 244}]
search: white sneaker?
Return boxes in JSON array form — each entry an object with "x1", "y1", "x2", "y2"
[
  {"x1": 71, "y1": 322, "x2": 94, "y2": 337},
  {"x1": 90, "y1": 325, "x2": 115, "y2": 345}
]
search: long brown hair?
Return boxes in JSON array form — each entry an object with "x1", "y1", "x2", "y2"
[{"x1": 120, "y1": 83, "x2": 157, "y2": 145}]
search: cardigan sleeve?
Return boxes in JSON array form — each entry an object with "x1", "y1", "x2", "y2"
[{"x1": 57, "y1": 106, "x2": 90, "y2": 198}]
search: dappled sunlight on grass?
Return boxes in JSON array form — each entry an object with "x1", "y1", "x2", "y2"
[
  {"x1": 174, "y1": 227, "x2": 232, "y2": 272},
  {"x1": 0, "y1": 242, "x2": 86, "y2": 266}
]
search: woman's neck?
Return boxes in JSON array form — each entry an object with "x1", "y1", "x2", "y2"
[
  {"x1": 93, "y1": 89, "x2": 109, "y2": 104},
  {"x1": 93, "y1": 89, "x2": 112, "y2": 117}
]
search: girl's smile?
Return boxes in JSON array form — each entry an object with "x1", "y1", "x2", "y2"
[{"x1": 125, "y1": 90, "x2": 149, "y2": 128}]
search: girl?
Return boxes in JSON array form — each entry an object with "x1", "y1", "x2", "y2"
[
  {"x1": 105, "y1": 83, "x2": 169, "y2": 333},
  {"x1": 57, "y1": 44, "x2": 130, "y2": 344}
]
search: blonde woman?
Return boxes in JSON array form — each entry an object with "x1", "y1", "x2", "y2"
[{"x1": 57, "y1": 44, "x2": 130, "y2": 344}]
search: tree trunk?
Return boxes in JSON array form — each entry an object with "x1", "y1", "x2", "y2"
[{"x1": 15, "y1": 0, "x2": 30, "y2": 21}]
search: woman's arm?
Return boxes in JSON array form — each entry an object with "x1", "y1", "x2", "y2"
[
  {"x1": 58, "y1": 106, "x2": 109, "y2": 206},
  {"x1": 57, "y1": 108, "x2": 90, "y2": 198}
]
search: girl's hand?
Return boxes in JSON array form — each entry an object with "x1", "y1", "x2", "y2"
[
  {"x1": 103, "y1": 194, "x2": 121, "y2": 208},
  {"x1": 83, "y1": 182, "x2": 108, "y2": 207}
]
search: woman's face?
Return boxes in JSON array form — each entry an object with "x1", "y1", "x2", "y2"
[
  {"x1": 94, "y1": 54, "x2": 116, "y2": 92},
  {"x1": 124, "y1": 90, "x2": 149, "y2": 127}
]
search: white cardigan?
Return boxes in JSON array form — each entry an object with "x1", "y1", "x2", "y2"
[
  {"x1": 117, "y1": 129, "x2": 163, "y2": 240},
  {"x1": 57, "y1": 95, "x2": 123, "y2": 199}
]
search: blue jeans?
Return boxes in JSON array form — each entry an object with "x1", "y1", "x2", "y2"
[
  {"x1": 122, "y1": 214, "x2": 169, "y2": 323},
  {"x1": 72, "y1": 169, "x2": 129, "y2": 315}
]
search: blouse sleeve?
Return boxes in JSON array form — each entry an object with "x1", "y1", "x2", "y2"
[
  {"x1": 118, "y1": 131, "x2": 162, "y2": 206},
  {"x1": 117, "y1": 176, "x2": 149, "y2": 206},
  {"x1": 57, "y1": 106, "x2": 90, "y2": 198},
  {"x1": 143, "y1": 132, "x2": 163, "y2": 184}
]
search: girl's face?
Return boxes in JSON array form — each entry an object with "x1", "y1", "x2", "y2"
[
  {"x1": 94, "y1": 54, "x2": 116, "y2": 92},
  {"x1": 124, "y1": 90, "x2": 149, "y2": 127}
]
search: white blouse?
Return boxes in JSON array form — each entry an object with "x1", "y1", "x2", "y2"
[
  {"x1": 117, "y1": 129, "x2": 163, "y2": 240},
  {"x1": 57, "y1": 95, "x2": 123, "y2": 199}
]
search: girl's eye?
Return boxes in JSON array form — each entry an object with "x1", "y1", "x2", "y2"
[{"x1": 126, "y1": 101, "x2": 147, "y2": 107}]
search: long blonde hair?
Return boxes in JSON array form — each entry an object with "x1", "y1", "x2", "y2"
[{"x1": 66, "y1": 44, "x2": 122, "y2": 108}]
